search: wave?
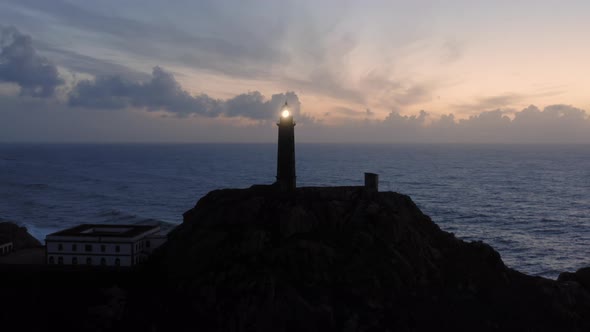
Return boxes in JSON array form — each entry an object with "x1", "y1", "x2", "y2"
[
  {"x1": 96, "y1": 209, "x2": 141, "y2": 222},
  {"x1": 97, "y1": 209, "x2": 127, "y2": 218},
  {"x1": 24, "y1": 183, "x2": 49, "y2": 189},
  {"x1": 133, "y1": 219, "x2": 178, "y2": 233},
  {"x1": 0, "y1": 217, "x2": 16, "y2": 224},
  {"x1": 1, "y1": 181, "x2": 50, "y2": 189},
  {"x1": 95, "y1": 209, "x2": 178, "y2": 232}
]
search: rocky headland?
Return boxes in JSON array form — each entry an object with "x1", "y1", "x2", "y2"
[
  {"x1": 133, "y1": 185, "x2": 590, "y2": 331},
  {"x1": 2, "y1": 186, "x2": 590, "y2": 331}
]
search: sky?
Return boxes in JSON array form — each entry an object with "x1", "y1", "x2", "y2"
[{"x1": 1, "y1": 0, "x2": 590, "y2": 143}]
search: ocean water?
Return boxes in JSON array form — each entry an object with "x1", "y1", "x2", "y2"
[{"x1": 1, "y1": 143, "x2": 589, "y2": 278}]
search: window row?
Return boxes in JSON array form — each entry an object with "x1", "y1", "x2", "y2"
[
  {"x1": 56, "y1": 243, "x2": 121, "y2": 253},
  {"x1": 0, "y1": 244, "x2": 13, "y2": 255},
  {"x1": 135, "y1": 240, "x2": 151, "y2": 252},
  {"x1": 134, "y1": 255, "x2": 147, "y2": 264},
  {"x1": 48, "y1": 256, "x2": 121, "y2": 266}
]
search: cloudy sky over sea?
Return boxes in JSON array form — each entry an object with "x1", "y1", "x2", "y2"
[{"x1": 1, "y1": 0, "x2": 590, "y2": 143}]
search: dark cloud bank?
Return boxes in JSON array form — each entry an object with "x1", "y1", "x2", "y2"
[
  {"x1": 0, "y1": 26, "x2": 304, "y2": 122},
  {"x1": 69, "y1": 66, "x2": 304, "y2": 121},
  {"x1": 0, "y1": 26, "x2": 63, "y2": 97},
  {"x1": 311, "y1": 105, "x2": 590, "y2": 144}
]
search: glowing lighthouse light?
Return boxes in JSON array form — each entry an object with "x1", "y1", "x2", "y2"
[{"x1": 281, "y1": 109, "x2": 290, "y2": 118}]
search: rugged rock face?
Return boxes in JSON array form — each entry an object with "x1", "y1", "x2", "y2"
[
  {"x1": 135, "y1": 185, "x2": 590, "y2": 332},
  {"x1": 0, "y1": 221, "x2": 41, "y2": 248},
  {"x1": 559, "y1": 267, "x2": 590, "y2": 292}
]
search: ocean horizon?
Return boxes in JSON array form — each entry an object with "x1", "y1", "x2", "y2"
[{"x1": 1, "y1": 142, "x2": 589, "y2": 279}]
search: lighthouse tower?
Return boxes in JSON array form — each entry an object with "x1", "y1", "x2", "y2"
[{"x1": 276, "y1": 101, "x2": 296, "y2": 191}]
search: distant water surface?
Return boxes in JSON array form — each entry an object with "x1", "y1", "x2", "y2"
[{"x1": 1, "y1": 143, "x2": 589, "y2": 278}]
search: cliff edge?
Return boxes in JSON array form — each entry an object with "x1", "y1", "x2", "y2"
[
  {"x1": 0, "y1": 221, "x2": 41, "y2": 249},
  {"x1": 136, "y1": 185, "x2": 590, "y2": 331}
]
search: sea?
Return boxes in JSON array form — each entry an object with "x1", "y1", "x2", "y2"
[{"x1": 1, "y1": 143, "x2": 589, "y2": 279}]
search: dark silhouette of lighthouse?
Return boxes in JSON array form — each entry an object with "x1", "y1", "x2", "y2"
[{"x1": 275, "y1": 101, "x2": 296, "y2": 191}]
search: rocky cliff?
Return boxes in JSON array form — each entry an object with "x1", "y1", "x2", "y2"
[
  {"x1": 133, "y1": 185, "x2": 590, "y2": 332},
  {"x1": 0, "y1": 221, "x2": 41, "y2": 248}
]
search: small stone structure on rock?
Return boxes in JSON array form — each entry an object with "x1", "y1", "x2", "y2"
[{"x1": 364, "y1": 172, "x2": 379, "y2": 191}]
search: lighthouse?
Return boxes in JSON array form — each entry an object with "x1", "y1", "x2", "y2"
[{"x1": 275, "y1": 101, "x2": 296, "y2": 191}]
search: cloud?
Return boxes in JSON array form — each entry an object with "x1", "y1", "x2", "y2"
[
  {"x1": 328, "y1": 107, "x2": 366, "y2": 117},
  {"x1": 289, "y1": 69, "x2": 366, "y2": 104},
  {"x1": 394, "y1": 84, "x2": 433, "y2": 106},
  {"x1": 68, "y1": 66, "x2": 308, "y2": 121},
  {"x1": 69, "y1": 66, "x2": 221, "y2": 116},
  {"x1": 311, "y1": 104, "x2": 590, "y2": 144},
  {"x1": 360, "y1": 70, "x2": 435, "y2": 108},
  {"x1": 458, "y1": 109, "x2": 511, "y2": 127},
  {"x1": 453, "y1": 93, "x2": 524, "y2": 114},
  {"x1": 0, "y1": 25, "x2": 63, "y2": 97},
  {"x1": 513, "y1": 104, "x2": 586, "y2": 125},
  {"x1": 2, "y1": 94, "x2": 590, "y2": 143},
  {"x1": 0, "y1": 23, "x2": 308, "y2": 122},
  {"x1": 381, "y1": 104, "x2": 590, "y2": 143},
  {"x1": 0, "y1": 95, "x2": 277, "y2": 143},
  {"x1": 36, "y1": 44, "x2": 150, "y2": 81},
  {"x1": 2, "y1": 0, "x2": 285, "y2": 79},
  {"x1": 225, "y1": 91, "x2": 305, "y2": 121},
  {"x1": 0, "y1": 1, "x2": 441, "y2": 109},
  {"x1": 440, "y1": 38, "x2": 463, "y2": 64},
  {"x1": 383, "y1": 109, "x2": 429, "y2": 127}
]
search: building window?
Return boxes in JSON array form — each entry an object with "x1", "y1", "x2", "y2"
[
  {"x1": 72, "y1": 257, "x2": 78, "y2": 265},
  {"x1": 49, "y1": 256, "x2": 55, "y2": 264},
  {"x1": 86, "y1": 257, "x2": 92, "y2": 265},
  {"x1": 115, "y1": 258, "x2": 120, "y2": 266},
  {"x1": 100, "y1": 258, "x2": 106, "y2": 266},
  {"x1": 115, "y1": 245, "x2": 120, "y2": 253},
  {"x1": 85, "y1": 244, "x2": 92, "y2": 252},
  {"x1": 146, "y1": 240, "x2": 151, "y2": 248},
  {"x1": 72, "y1": 244, "x2": 77, "y2": 252},
  {"x1": 58, "y1": 256, "x2": 63, "y2": 264},
  {"x1": 58, "y1": 243, "x2": 63, "y2": 251},
  {"x1": 101, "y1": 245, "x2": 106, "y2": 252}
]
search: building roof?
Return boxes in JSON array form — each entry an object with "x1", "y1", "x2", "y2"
[{"x1": 46, "y1": 224, "x2": 159, "y2": 238}]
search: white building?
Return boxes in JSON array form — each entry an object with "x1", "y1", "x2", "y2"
[
  {"x1": 0, "y1": 241, "x2": 13, "y2": 256},
  {"x1": 45, "y1": 224, "x2": 166, "y2": 267}
]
